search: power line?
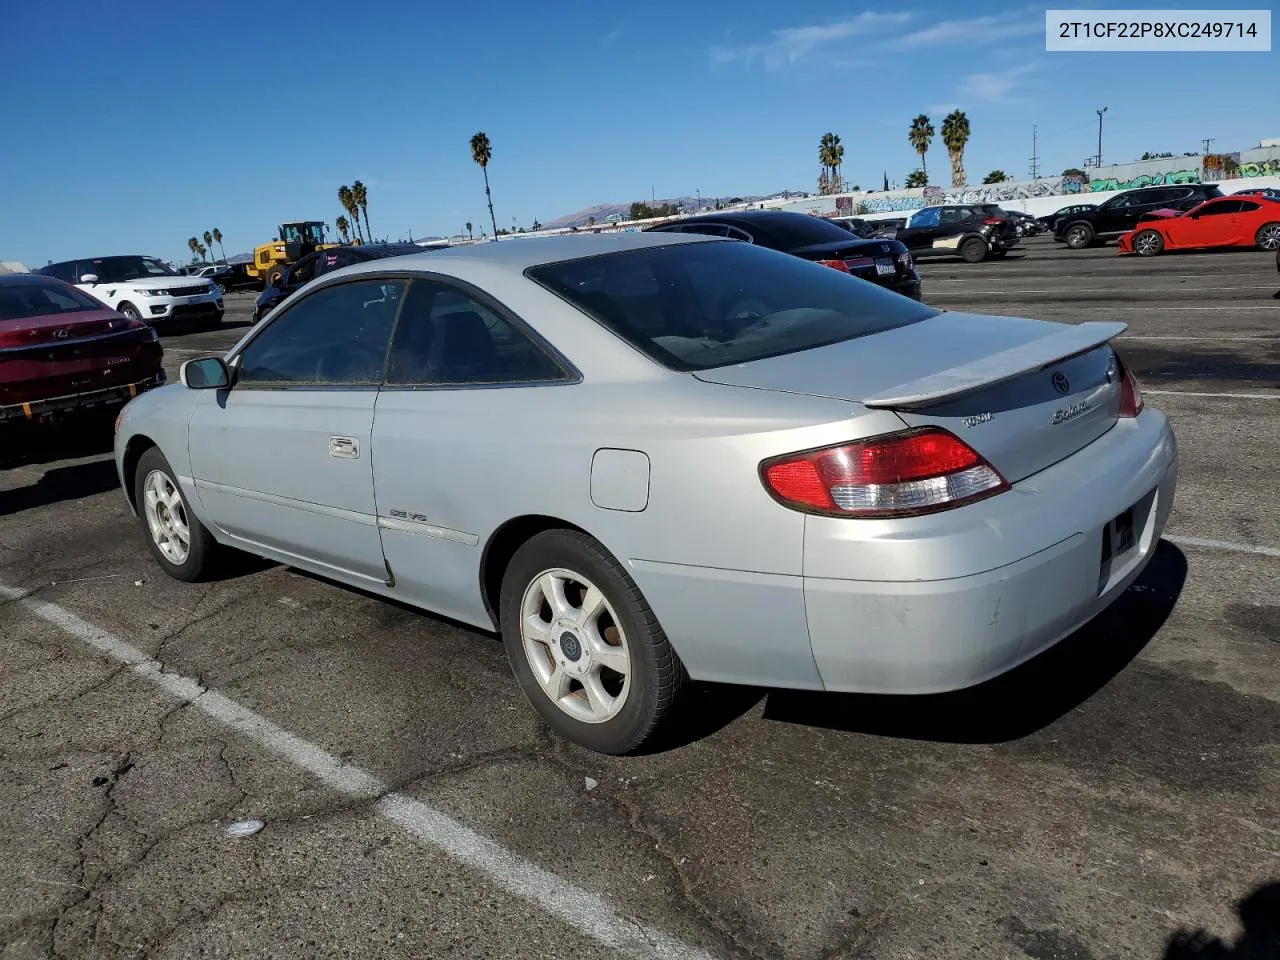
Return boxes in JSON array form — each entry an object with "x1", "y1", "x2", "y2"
[
  {"x1": 1201, "y1": 137, "x2": 1214, "y2": 155},
  {"x1": 1029, "y1": 125, "x2": 1040, "y2": 179}
]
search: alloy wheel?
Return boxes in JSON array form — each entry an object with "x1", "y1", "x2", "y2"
[
  {"x1": 1258, "y1": 225, "x2": 1280, "y2": 250},
  {"x1": 519, "y1": 568, "x2": 631, "y2": 724},
  {"x1": 142, "y1": 470, "x2": 191, "y2": 565}
]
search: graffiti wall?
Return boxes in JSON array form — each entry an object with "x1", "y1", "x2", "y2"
[
  {"x1": 1240, "y1": 158, "x2": 1280, "y2": 178},
  {"x1": 1088, "y1": 168, "x2": 1200, "y2": 192}
]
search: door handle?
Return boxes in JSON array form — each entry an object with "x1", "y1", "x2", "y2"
[{"x1": 329, "y1": 436, "x2": 359, "y2": 459}]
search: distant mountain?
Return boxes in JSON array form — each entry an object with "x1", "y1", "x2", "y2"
[{"x1": 542, "y1": 192, "x2": 798, "y2": 230}]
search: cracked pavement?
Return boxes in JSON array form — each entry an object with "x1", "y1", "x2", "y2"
[{"x1": 2, "y1": 244, "x2": 1278, "y2": 959}]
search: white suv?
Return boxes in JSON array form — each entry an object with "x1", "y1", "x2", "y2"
[{"x1": 36, "y1": 255, "x2": 224, "y2": 327}]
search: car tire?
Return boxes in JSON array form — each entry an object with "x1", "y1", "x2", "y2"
[
  {"x1": 119, "y1": 302, "x2": 142, "y2": 321},
  {"x1": 1133, "y1": 229, "x2": 1164, "y2": 257},
  {"x1": 1064, "y1": 223, "x2": 1094, "y2": 249},
  {"x1": 960, "y1": 237, "x2": 988, "y2": 263},
  {"x1": 1255, "y1": 222, "x2": 1280, "y2": 251},
  {"x1": 133, "y1": 448, "x2": 217, "y2": 582},
  {"x1": 499, "y1": 529, "x2": 687, "y2": 755}
]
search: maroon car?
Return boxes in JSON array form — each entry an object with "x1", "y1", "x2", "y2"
[{"x1": 0, "y1": 273, "x2": 165, "y2": 434}]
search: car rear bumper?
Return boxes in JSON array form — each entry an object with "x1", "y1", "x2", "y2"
[
  {"x1": 635, "y1": 410, "x2": 1177, "y2": 695},
  {"x1": 0, "y1": 371, "x2": 166, "y2": 426},
  {"x1": 803, "y1": 411, "x2": 1177, "y2": 693}
]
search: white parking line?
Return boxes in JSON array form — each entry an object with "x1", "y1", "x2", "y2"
[
  {"x1": 1144, "y1": 389, "x2": 1280, "y2": 400},
  {"x1": 1167, "y1": 536, "x2": 1280, "y2": 559},
  {"x1": 0, "y1": 584, "x2": 717, "y2": 960}
]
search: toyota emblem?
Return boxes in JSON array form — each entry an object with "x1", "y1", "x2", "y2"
[{"x1": 1051, "y1": 372, "x2": 1070, "y2": 395}]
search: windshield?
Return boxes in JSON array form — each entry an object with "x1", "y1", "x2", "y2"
[
  {"x1": 0, "y1": 278, "x2": 105, "y2": 321},
  {"x1": 528, "y1": 241, "x2": 937, "y2": 372},
  {"x1": 82, "y1": 256, "x2": 178, "y2": 282}
]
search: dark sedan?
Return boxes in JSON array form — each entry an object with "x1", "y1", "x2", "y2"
[
  {"x1": 643, "y1": 211, "x2": 922, "y2": 299},
  {"x1": 252, "y1": 242, "x2": 430, "y2": 322},
  {"x1": 0, "y1": 274, "x2": 164, "y2": 438}
]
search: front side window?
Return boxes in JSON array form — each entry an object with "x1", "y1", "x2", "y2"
[
  {"x1": 77, "y1": 256, "x2": 178, "y2": 282},
  {"x1": 1196, "y1": 200, "x2": 1241, "y2": 217},
  {"x1": 528, "y1": 241, "x2": 937, "y2": 372},
  {"x1": 385, "y1": 280, "x2": 568, "y2": 385},
  {"x1": 236, "y1": 278, "x2": 406, "y2": 385},
  {"x1": 907, "y1": 208, "x2": 940, "y2": 228}
]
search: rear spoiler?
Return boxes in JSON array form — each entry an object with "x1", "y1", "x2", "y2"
[{"x1": 862, "y1": 320, "x2": 1127, "y2": 410}]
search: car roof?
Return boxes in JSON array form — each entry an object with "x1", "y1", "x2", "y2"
[
  {"x1": 332, "y1": 232, "x2": 712, "y2": 275},
  {"x1": 655, "y1": 210, "x2": 830, "y2": 227}
]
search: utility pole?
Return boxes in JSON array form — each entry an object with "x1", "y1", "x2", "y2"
[
  {"x1": 1201, "y1": 137, "x2": 1214, "y2": 155},
  {"x1": 651, "y1": 184, "x2": 656, "y2": 206},
  {"x1": 1029, "y1": 125, "x2": 1040, "y2": 180},
  {"x1": 1096, "y1": 107, "x2": 1108, "y2": 167}
]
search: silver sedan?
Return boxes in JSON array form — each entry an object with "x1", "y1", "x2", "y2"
[{"x1": 113, "y1": 232, "x2": 1178, "y2": 754}]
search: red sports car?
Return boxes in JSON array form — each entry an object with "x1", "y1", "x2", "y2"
[
  {"x1": 1118, "y1": 195, "x2": 1280, "y2": 256},
  {"x1": 1, "y1": 273, "x2": 164, "y2": 436}
]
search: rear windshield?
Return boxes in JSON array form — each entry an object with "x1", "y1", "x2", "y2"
[
  {"x1": 527, "y1": 240, "x2": 937, "y2": 372},
  {"x1": 748, "y1": 215, "x2": 865, "y2": 248},
  {"x1": 0, "y1": 279, "x2": 104, "y2": 321}
]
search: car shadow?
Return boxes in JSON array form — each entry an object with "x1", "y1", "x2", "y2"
[
  {"x1": 0, "y1": 457, "x2": 120, "y2": 516},
  {"x1": 759, "y1": 540, "x2": 1187, "y2": 745},
  {"x1": 1162, "y1": 880, "x2": 1280, "y2": 958}
]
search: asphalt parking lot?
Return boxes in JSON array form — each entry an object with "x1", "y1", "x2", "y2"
[{"x1": 2, "y1": 237, "x2": 1277, "y2": 960}]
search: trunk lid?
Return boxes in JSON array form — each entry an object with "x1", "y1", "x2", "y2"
[
  {"x1": 788, "y1": 238, "x2": 912, "y2": 285},
  {"x1": 0, "y1": 307, "x2": 128, "y2": 348},
  {"x1": 692, "y1": 312, "x2": 1126, "y2": 483},
  {"x1": 0, "y1": 312, "x2": 161, "y2": 405}
]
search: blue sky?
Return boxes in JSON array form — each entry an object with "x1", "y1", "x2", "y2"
[{"x1": 1, "y1": 0, "x2": 1275, "y2": 265}]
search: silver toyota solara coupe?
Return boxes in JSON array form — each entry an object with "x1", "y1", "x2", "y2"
[{"x1": 114, "y1": 232, "x2": 1178, "y2": 754}]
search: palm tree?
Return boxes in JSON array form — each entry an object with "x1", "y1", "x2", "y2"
[
  {"x1": 465, "y1": 221, "x2": 473, "y2": 240},
  {"x1": 941, "y1": 110, "x2": 971, "y2": 189},
  {"x1": 587, "y1": 215, "x2": 595, "y2": 226},
  {"x1": 202, "y1": 231, "x2": 214, "y2": 262},
  {"x1": 817, "y1": 132, "x2": 845, "y2": 194},
  {"x1": 905, "y1": 169, "x2": 928, "y2": 189},
  {"x1": 338, "y1": 185, "x2": 363, "y2": 243},
  {"x1": 983, "y1": 170, "x2": 1008, "y2": 184},
  {"x1": 197, "y1": 244, "x2": 208, "y2": 263},
  {"x1": 352, "y1": 180, "x2": 371, "y2": 243},
  {"x1": 211, "y1": 227, "x2": 224, "y2": 263},
  {"x1": 470, "y1": 132, "x2": 498, "y2": 240},
  {"x1": 336, "y1": 215, "x2": 350, "y2": 243},
  {"x1": 908, "y1": 115, "x2": 935, "y2": 184},
  {"x1": 187, "y1": 237, "x2": 199, "y2": 262}
]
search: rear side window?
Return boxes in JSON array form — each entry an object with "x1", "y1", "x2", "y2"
[
  {"x1": 385, "y1": 280, "x2": 568, "y2": 386},
  {"x1": 528, "y1": 241, "x2": 937, "y2": 372}
]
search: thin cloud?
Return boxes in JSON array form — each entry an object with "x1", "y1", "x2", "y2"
[
  {"x1": 926, "y1": 102, "x2": 960, "y2": 116},
  {"x1": 602, "y1": 26, "x2": 623, "y2": 46},
  {"x1": 893, "y1": 11, "x2": 1041, "y2": 48},
  {"x1": 957, "y1": 62, "x2": 1040, "y2": 102},
  {"x1": 710, "y1": 11, "x2": 914, "y2": 70}
]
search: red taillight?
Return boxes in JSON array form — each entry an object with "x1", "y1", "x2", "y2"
[
  {"x1": 760, "y1": 428, "x2": 1009, "y2": 518},
  {"x1": 1116, "y1": 353, "x2": 1144, "y2": 417},
  {"x1": 982, "y1": 217, "x2": 1004, "y2": 225},
  {"x1": 815, "y1": 259, "x2": 850, "y2": 272}
]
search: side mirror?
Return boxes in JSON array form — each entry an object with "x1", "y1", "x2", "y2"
[
  {"x1": 79, "y1": 273, "x2": 99, "y2": 284},
  {"x1": 269, "y1": 273, "x2": 284, "y2": 288},
  {"x1": 180, "y1": 357, "x2": 232, "y2": 390}
]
